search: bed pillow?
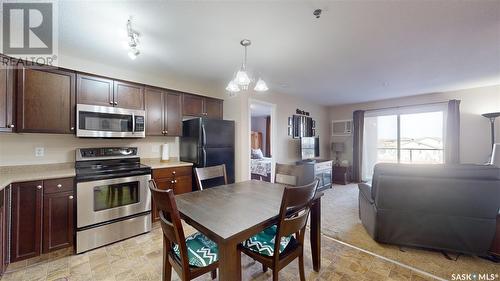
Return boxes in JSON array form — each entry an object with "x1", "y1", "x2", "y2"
[{"x1": 251, "y1": 148, "x2": 264, "y2": 159}]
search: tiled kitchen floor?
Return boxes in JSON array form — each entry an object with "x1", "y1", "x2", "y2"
[{"x1": 1, "y1": 223, "x2": 439, "y2": 281}]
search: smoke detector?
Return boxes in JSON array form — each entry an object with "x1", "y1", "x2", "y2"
[{"x1": 313, "y1": 9, "x2": 322, "y2": 19}]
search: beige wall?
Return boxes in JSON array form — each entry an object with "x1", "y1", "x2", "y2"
[
  {"x1": 329, "y1": 85, "x2": 500, "y2": 165},
  {"x1": 224, "y1": 91, "x2": 331, "y2": 182},
  {"x1": 0, "y1": 134, "x2": 179, "y2": 166}
]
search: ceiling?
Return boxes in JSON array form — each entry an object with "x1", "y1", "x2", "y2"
[{"x1": 58, "y1": 0, "x2": 500, "y2": 105}]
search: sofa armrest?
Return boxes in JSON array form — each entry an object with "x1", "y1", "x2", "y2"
[{"x1": 358, "y1": 183, "x2": 374, "y2": 204}]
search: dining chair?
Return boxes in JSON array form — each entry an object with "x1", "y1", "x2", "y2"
[
  {"x1": 194, "y1": 164, "x2": 228, "y2": 190},
  {"x1": 149, "y1": 180, "x2": 219, "y2": 281},
  {"x1": 238, "y1": 179, "x2": 319, "y2": 281}
]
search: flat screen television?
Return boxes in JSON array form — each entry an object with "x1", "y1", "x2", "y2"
[{"x1": 300, "y1": 137, "x2": 320, "y2": 159}]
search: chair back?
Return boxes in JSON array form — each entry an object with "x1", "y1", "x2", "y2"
[
  {"x1": 275, "y1": 163, "x2": 298, "y2": 186},
  {"x1": 274, "y1": 179, "x2": 318, "y2": 258},
  {"x1": 148, "y1": 180, "x2": 190, "y2": 270},
  {"x1": 194, "y1": 164, "x2": 228, "y2": 190}
]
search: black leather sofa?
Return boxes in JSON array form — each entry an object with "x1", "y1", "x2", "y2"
[{"x1": 358, "y1": 163, "x2": 500, "y2": 255}]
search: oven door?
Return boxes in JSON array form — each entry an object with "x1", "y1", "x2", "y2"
[
  {"x1": 76, "y1": 104, "x2": 146, "y2": 138},
  {"x1": 76, "y1": 174, "x2": 151, "y2": 228}
]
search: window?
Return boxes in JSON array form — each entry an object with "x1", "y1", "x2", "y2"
[{"x1": 362, "y1": 103, "x2": 447, "y2": 180}]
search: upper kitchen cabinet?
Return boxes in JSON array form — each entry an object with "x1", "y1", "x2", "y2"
[
  {"x1": 113, "y1": 80, "x2": 144, "y2": 110},
  {"x1": 182, "y1": 94, "x2": 204, "y2": 117},
  {"x1": 204, "y1": 98, "x2": 223, "y2": 119},
  {"x1": 145, "y1": 87, "x2": 182, "y2": 136},
  {"x1": 17, "y1": 67, "x2": 76, "y2": 134},
  {"x1": 182, "y1": 93, "x2": 223, "y2": 119},
  {"x1": 77, "y1": 74, "x2": 144, "y2": 110},
  {"x1": 76, "y1": 74, "x2": 113, "y2": 107},
  {"x1": 0, "y1": 56, "x2": 15, "y2": 132}
]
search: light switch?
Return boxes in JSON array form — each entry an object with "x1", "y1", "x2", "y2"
[{"x1": 35, "y1": 147, "x2": 45, "y2": 157}]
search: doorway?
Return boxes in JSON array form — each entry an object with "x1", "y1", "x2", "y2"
[{"x1": 249, "y1": 100, "x2": 276, "y2": 182}]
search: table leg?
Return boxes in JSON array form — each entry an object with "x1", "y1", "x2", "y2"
[
  {"x1": 310, "y1": 197, "x2": 321, "y2": 272},
  {"x1": 218, "y1": 241, "x2": 241, "y2": 281}
]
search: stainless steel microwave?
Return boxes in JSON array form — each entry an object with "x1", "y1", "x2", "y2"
[{"x1": 76, "y1": 104, "x2": 145, "y2": 138}]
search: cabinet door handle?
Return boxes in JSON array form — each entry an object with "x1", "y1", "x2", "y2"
[
  {"x1": 8, "y1": 124, "x2": 14, "y2": 128},
  {"x1": 70, "y1": 127, "x2": 75, "y2": 131},
  {"x1": 113, "y1": 101, "x2": 118, "y2": 105},
  {"x1": 109, "y1": 101, "x2": 114, "y2": 105},
  {"x1": 172, "y1": 171, "x2": 176, "y2": 175},
  {"x1": 57, "y1": 184, "x2": 62, "y2": 189},
  {"x1": 171, "y1": 180, "x2": 175, "y2": 184},
  {"x1": 36, "y1": 185, "x2": 42, "y2": 190},
  {"x1": 165, "y1": 130, "x2": 168, "y2": 134},
  {"x1": 69, "y1": 195, "x2": 74, "y2": 200}
]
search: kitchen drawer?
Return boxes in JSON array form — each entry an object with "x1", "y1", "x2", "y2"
[
  {"x1": 152, "y1": 166, "x2": 192, "y2": 179},
  {"x1": 43, "y1": 178, "x2": 74, "y2": 194}
]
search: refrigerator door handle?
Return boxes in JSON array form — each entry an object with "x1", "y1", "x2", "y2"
[
  {"x1": 202, "y1": 123, "x2": 207, "y2": 146},
  {"x1": 203, "y1": 148, "x2": 207, "y2": 167}
]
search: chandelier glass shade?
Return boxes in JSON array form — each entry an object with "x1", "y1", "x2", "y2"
[{"x1": 226, "y1": 39, "x2": 268, "y2": 94}]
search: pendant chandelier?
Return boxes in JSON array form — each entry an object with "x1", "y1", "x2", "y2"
[{"x1": 226, "y1": 39, "x2": 268, "y2": 94}]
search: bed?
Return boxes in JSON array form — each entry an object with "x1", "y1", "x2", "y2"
[
  {"x1": 250, "y1": 131, "x2": 272, "y2": 182},
  {"x1": 251, "y1": 157, "x2": 272, "y2": 182}
]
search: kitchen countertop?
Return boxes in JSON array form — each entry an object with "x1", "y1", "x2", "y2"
[
  {"x1": 0, "y1": 163, "x2": 76, "y2": 190},
  {"x1": 141, "y1": 158, "x2": 193, "y2": 169}
]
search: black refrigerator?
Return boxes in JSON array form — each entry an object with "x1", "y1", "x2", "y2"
[{"x1": 180, "y1": 118, "x2": 235, "y2": 187}]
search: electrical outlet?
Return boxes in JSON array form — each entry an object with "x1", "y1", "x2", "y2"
[{"x1": 35, "y1": 147, "x2": 45, "y2": 157}]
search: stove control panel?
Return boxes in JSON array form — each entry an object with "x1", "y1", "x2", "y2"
[{"x1": 77, "y1": 147, "x2": 138, "y2": 160}]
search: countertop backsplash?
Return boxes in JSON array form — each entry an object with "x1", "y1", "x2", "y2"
[{"x1": 0, "y1": 133, "x2": 180, "y2": 166}]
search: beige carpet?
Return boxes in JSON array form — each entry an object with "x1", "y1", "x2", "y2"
[{"x1": 321, "y1": 184, "x2": 499, "y2": 280}]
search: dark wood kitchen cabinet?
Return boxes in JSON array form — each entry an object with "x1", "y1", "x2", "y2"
[
  {"x1": 11, "y1": 177, "x2": 75, "y2": 262},
  {"x1": 204, "y1": 98, "x2": 223, "y2": 119},
  {"x1": 77, "y1": 74, "x2": 144, "y2": 110},
  {"x1": 182, "y1": 94, "x2": 223, "y2": 119},
  {"x1": 145, "y1": 87, "x2": 182, "y2": 136},
  {"x1": 151, "y1": 166, "x2": 192, "y2": 222},
  {"x1": 76, "y1": 74, "x2": 114, "y2": 107},
  {"x1": 0, "y1": 56, "x2": 15, "y2": 132},
  {"x1": 0, "y1": 188, "x2": 8, "y2": 275},
  {"x1": 113, "y1": 80, "x2": 144, "y2": 110},
  {"x1": 17, "y1": 67, "x2": 76, "y2": 134},
  {"x1": 43, "y1": 190, "x2": 74, "y2": 253},
  {"x1": 11, "y1": 181, "x2": 43, "y2": 262}
]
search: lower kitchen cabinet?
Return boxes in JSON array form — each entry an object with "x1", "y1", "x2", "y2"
[
  {"x1": 0, "y1": 188, "x2": 8, "y2": 275},
  {"x1": 151, "y1": 166, "x2": 192, "y2": 222},
  {"x1": 11, "y1": 181, "x2": 43, "y2": 262},
  {"x1": 43, "y1": 191, "x2": 74, "y2": 253},
  {"x1": 11, "y1": 178, "x2": 75, "y2": 263}
]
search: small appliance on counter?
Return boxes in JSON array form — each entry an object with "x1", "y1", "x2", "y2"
[
  {"x1": 75, "y1": 147, "x2": 151, "y2": 253},
  {"x1": 180, "y1": 118, "x2": 235, "y2": 187}
]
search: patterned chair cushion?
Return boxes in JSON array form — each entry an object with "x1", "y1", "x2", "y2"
[
  {"x1": 241, "y1": 225, "x2": 293, "y2": 256},
  {"x1": 172, "y1": 232, "x2": 218, "y2": 267}
]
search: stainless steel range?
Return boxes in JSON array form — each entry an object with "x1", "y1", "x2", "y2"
[{"x1": 75, "y1": 147, "x2": 151, "y2": 253}]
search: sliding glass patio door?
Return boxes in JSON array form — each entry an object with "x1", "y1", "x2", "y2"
[{"x1": 362, "y1": 104, "x2": 447, "y2": 181}]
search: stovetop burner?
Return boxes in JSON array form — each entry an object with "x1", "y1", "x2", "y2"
[{"x1": 75, "y1": 147, "x2": 151, "y2": 182}]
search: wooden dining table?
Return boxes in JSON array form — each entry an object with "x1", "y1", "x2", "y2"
[{"x1": 175, "y1": 180, "x2": 323, "y2": 281}]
